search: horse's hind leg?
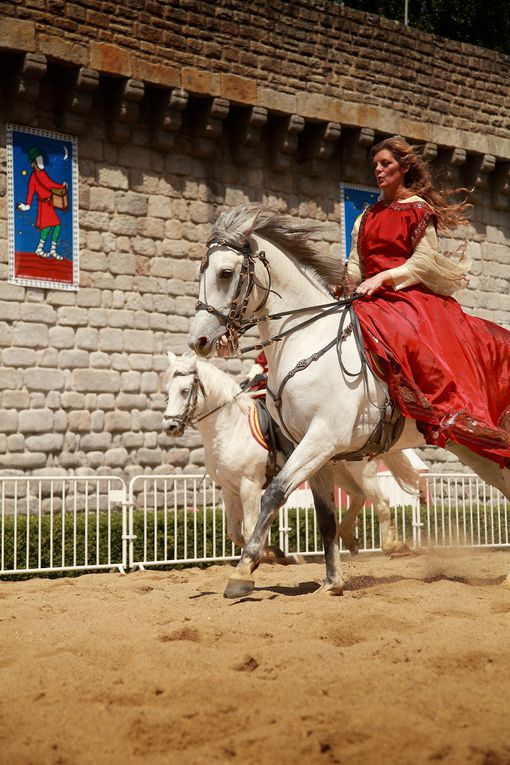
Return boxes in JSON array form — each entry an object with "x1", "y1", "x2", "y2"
[{"x1": 309, "y1": 467, "x2": 345, "y2": 595}]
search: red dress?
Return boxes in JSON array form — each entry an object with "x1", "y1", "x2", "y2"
[{"x1": 353, "y1": 199, "x2": 510, "y2": 468}]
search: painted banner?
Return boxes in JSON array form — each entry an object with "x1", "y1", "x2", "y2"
[
  {"x1": 340, "y1": 183, "x2": 379, "y2": 261},
  {"x1": 7, "y1": 124, "x2": 79, "y2": 290}
]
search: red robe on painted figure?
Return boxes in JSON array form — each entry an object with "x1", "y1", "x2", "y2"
[
  {"x1": 25, "y1": 168, "x2": 65, "y2": 230},
  {"x1": 350, "y1": 198, "x2": 510, "y2": 468}
]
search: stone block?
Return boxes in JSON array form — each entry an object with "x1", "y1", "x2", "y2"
[
  {"x1": 49, "y1": 326, "x2": 75, "y2": 349},
  {"x1": 139, "y1": 410, "x2": 164, "y2": 431},
  {"x1": 6, "y1": 433, "x2": 24, "y2": 451},
  {"x1": 0, "y1": 410, "x2": 18, "y2": 433},
  {"x1": 90, "y1": 41, "x2": 132, "y2": 77},
  {"x1": 12, "y1": 323, "x2": 49, "y2": 348},
  {"x1": 0, "y1": 369, "x2": 17, "y2": 389},
  {"x1": 116, "y1": 393, "x2": 148, "y2": 410},
  {"x1": 24, "y1": 368, "x2": 65, "y2": 391},
  {"x1": 25, "y1": 433, "x2": 64, "y2": 452},
  {"x1": 80, "y1": 433, "x2": 112, "y2": 451},
  {"x1": 75, "y1": 328, "x2": 98, "y2": 351},
  {"x1": 73, "y1": 369, "x2": 120, "y2": 393},
  {"x1": 38, "y1": 33, "x2": 88, "y2": 66},
  {"x1": 104, "y1": 411, "x2": 132, "y2": 432},
  {"x1": 132, "y1": 56, "x2": 180, "y2": 87},
  {"x1": 104, "y1": 447, "x2": 129, "y2": 467},
  {"x1": 0, "y1": 453, "x2": 47, "y2": 469},
  {"x1": 137, "y1": 448, "x2": 163, "y2": 466},
  {"x1": 89, "y1": 186, "x2": 115, "y2": 212},
  {"x1": 98, "y1": 328, "x2": 124, "y2": 352},
  {"x1": 68, "y1": 410, "x2": 91, "y2": 432},
  {"x1": 18, "y1": 408, "x2": 54, "y2": 433},
  {"x1": 97, "y1": 394, "x2": 116, "y2": 410},
  {"x1": 258, "y1": 87, "x2": 296, "y2": 115},
  {"x1": 2, "y1": 391, "x2": 29, "y2": 409},
  {"x1": 123, "y1": 330, "x2": 154, "y2": 353},
  {"x1": 147, "y1": 195, "x2": 172, "y2": 218},
  {"x1": 220, "y1": 73, "x2": 257, "y2": 105},
  {"x1": 2, "y1": 348, "x2": 37, "y2": 367},
  {"x1": 0, "y1": 18, "x2": 35, "y2": 52},
  {"x1": 0, "y1": 302, "x2": 20, "y2": 321},
  {"x1": 58, "y1": 350, "x2": 89, "y2": 369},
  {"x1": 60, "y1": 392, "x2": 86, "y2": 409},
  {"x1": 181, "y1": 67, "x2": 220, "y2": 96},
  {"x1": 115, "y1": 191, "x2": 148, "y2": 216},
  {"x1": 56, "y1": 307, "x2": 89, "y2": 326},
  {"x1": 97, "y1": 166, "x2": 129, "y2": 190}
]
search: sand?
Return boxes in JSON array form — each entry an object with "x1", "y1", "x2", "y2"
[{"x1": 1, "y1": 548, "x2": 510, "y2": 765}]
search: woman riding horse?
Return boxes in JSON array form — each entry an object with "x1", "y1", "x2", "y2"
[{"x1": 349, "y1": 136, "x2": 510, "y2": 469}]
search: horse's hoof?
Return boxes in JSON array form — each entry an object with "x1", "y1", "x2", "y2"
[
  {"x1": 316, "y1": 581, "x2": 344, "y2": 596},
  {"x1": 224, "y1": 578, "x2": 255, "y2": 599},
  {"x1": 383, "y1": 542, "x2": 416, "y2": 558}
]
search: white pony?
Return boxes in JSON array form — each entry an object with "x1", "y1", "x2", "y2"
[
  {"x1": 162, "y1": 351, "x2": 421, "y2": 559},
  {"x1": 188, "y1": 205, "x2": 510, "y2": 598}
]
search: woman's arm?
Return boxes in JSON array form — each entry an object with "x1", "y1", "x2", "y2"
[{"x1": 386, "y1": 223, "x2": 470, "y2": 295}]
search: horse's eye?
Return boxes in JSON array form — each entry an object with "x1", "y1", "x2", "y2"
[
  {"x1": 219, "y1": 269, "x2": 233, "y2": 280},
  {"x1": 181, "y1": 387, "x2": 190, "y2": 395}
]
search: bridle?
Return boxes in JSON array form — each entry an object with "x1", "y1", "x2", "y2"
[
  {"x1": 164, "y1": 369, "x2": 245, "y2": 436},
  {"x1": 164, "y1": 370, "x2": 207, "y2": 436},
  {"x1": 195, "y1": 236, "x2": 273, "y2": 355}
]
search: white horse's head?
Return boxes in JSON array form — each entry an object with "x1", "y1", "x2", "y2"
[
  {"x1": 188, "y1": 207, "x2": 261, "y2": 357},
  {"x1": 162, "y1": 352, "x2": 202, "y2": 435},
  {"x1": 188, "y1": 204, "x2": 340, "y2": 358}
]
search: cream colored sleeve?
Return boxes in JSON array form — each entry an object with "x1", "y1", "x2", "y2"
[
  {"x1": 385, "y1": 223, "x2": 471, "y2": 295},
  {"x1": 346, "y1": 215, "x2": 363, "y2": 285}
]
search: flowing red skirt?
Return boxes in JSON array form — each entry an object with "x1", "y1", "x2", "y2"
[{"x1": 353, "y1": 286, "x2": 510, "y2": 468}]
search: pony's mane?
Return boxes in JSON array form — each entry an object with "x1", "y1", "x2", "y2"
[
  {"x1": 165, "y1": 355, "x2": 252, "y2": 414},
  {"x1": 211, "y1": 204, "x2": 345, "y2": 287}
]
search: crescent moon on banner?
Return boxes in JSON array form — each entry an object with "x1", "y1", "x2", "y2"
[{"x1": 63, "y1": 146, "x2": 69, "y2": 160}]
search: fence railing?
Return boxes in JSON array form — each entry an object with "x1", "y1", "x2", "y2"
[{"x1": 0, "y1": 472, "x2": 508, "y2": 577}]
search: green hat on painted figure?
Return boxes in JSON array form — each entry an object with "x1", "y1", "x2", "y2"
[{"x1": 28, "y1": 146, "x2": 43, "y2": 163}]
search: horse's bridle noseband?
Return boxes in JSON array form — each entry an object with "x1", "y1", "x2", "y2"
[
  {"x1": 195, "y1": 237, "x2": 272, "y2": 353},
  {"x1": 164, "y1": 370, "x2": 206, "y2": 436}
]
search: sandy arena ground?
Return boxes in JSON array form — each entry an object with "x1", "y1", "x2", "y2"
[{"x1": 1, "y1": 548, "x2": 510, "y2": 765}]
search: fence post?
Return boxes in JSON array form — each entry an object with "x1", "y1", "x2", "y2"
[
  {"x1": 279, "y1": 504, "x2": 290, "y2": 557},
  {"x1": 411, "y1": 477, "x2": 423, "y2": 549},
  {"x1": 110, "y1": 483, "x2": 136, "y2": 571}
]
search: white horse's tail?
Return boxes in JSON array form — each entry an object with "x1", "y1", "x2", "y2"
[{"x1": 383, "y1": 451, "x2": 421, "y2": 495}]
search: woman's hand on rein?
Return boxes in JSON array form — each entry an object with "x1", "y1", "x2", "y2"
[{"x1": 355, "y1": 272, "x2": 390, "y2": 297}]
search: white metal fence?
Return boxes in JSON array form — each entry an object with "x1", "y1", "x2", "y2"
[{"x1": 0, "y1": 472, "x2": 509, "y2": 577}]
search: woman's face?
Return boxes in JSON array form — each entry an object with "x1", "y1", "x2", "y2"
[{"x1": 373, "y1": 149, "x2": 407, "y2": 198}]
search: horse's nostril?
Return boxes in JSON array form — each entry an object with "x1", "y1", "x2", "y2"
[{"x1": 195, "y1": 336, "x2": 210, "y2": 356}]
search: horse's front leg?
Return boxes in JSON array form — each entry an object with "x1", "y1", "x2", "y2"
[
  {"x1": 309, "y1": 467, "x2": 345, "y2": 594},
  {"x1": 223, "y1": 433, "x2": 335, "y2": 599}
]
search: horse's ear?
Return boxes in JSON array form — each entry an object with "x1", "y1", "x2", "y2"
[
  {"x1": 167, "y1": 351, "x2": 177, "y2": 365},
  {"x1": 237, "y1": 209, "x2": 261, "y2": 237}
]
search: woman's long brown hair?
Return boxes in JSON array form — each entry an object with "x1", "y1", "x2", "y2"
[{"x1": 371, "y1": 136, "x2": 471, "y2": 231}]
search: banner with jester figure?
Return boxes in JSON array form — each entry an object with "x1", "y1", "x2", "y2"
[
  {"x1": 340, "y1": 183, "x2": 379, "y2": 262},
  {"x1": 7, "y1": 124, "x2": 79, "y2": 290}
]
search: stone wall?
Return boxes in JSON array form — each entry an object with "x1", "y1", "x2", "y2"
[{"x1": 1, "y1": 0, "x2": 510, "y2": 479}]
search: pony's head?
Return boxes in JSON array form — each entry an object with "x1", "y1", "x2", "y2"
[
  {"x1": 162, "y1": 351, "x2": 251, "y2": 435},
  {"x1": 162, "y1": 352, "x2": 201, "y2": 435}
]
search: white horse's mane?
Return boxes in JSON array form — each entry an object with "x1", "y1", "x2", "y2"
[
  {"x1": 211, "y1": 204, "x2": 346, "y2": 288},
  {"x1": 166, "y1": 354, "x2": 252, "y2": 415}
]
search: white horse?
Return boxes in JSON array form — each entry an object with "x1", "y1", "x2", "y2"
[
  {"x1": 162, "y1": 351, "x2": 422, "y2": 560},
  {"x1": 188, "y1": 205, "x2": 510, "y2": 598}
]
